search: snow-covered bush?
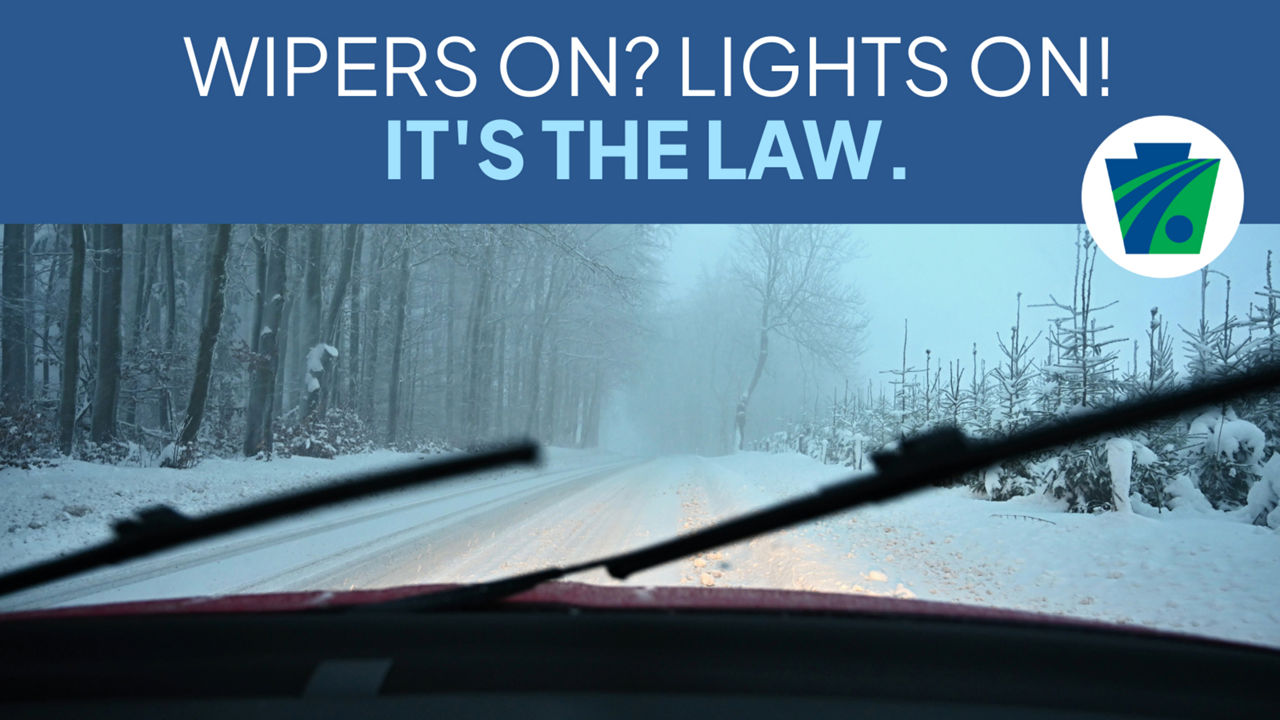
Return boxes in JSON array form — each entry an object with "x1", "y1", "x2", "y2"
[
  {"x1": 0, "y1": 402, "x2": 58, "y2": 469},
  {"x1": 158, "y1": 441, "x2": 201, "y2": 469},
  {"x1": 1188, "y1": 410, "x2": 1266, "y2": 510},
  {"x1": 275, "y1": 407, "x2": 373, "y2": 459},
  {"x1": 80, "y1": 440, "x2": 147, "y2": 466},
  {"x1": 1242, "y1": 454, "x2": 1280, "y2": 529},
  {"x1": 1165, "y1": 472, "x2": 1215, "y2": 513},
  {"x1": 1127, "y1": 441, "x2": 1174, "y2": 511},
  {"x1": 1045, "y1": 441, "x2": 1115, "y2": 513},
  {"x1": 396, "y1": 437, "x2": 458, "y2": 455},
  {"x1": 972, "y1": 458, "x2": 1037, "y2": 501}
]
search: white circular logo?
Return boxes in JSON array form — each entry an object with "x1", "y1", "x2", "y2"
[{"x1": 1081, "y1": 115, "x2": 1243, "y2": 278}]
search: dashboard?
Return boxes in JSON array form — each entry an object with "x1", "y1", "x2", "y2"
[{"x1": 1, "y1": 606, "x2": 1274, "y2": 718}]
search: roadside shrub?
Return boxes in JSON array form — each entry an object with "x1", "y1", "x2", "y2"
[
  {"x1": 1045, "y1": 441, "x2": 1114, "y2": 513},
  {"x1": 80, "y1": 439, "x2": 138, "y2": 466},
  {"x1": 1189, "y1": 411, "x2": 1266, "y2": 510},
  {"x1": 395, "y1": 437, "x2": 457, "y2": 455},
  {"x1": 276, "y1": 407, "x2": 373, "y2": 459},
  {"x1": 0, "y1": 402, "x2": 59, "y2": 469},
  {"x1": 159, "y1": 441, "x2": 201, "y2": 469},
  {"x1": 973, "y1": 457, "x2": 1038, "y2": 501}
]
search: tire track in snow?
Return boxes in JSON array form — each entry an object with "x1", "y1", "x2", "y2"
[
  {"x1": 0, "y1": 458, "x2": 638, "y2": 610},
  {"x1": 686, "y1": 456, "x2": 918, "y2": 598},
  {"x1": 287, "y1": 460, "x2": 651, "y2": 591},
  {"x1": 412, "y1": 458, "x2": 689, "y2": 589}
]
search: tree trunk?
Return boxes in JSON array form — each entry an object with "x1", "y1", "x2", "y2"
[
  {"x1": 90, "y1": 224, "x2": 124, "y2": 442},
  {"x1": 1, "y1": 224, "x2": 26, "y2": 406},
  {"x1": 386, "y1": 240, "x2": 411, "y2": 445},
  {"x1": 303, "y1": 224, "x2": 325, "y2": 417},
  {"x1": 542, "y1": 352, "x2": 558, "y2": 443},
  {"x1": 466, "y1": 253, "x2": 493, "y2": 440},
  {"x1": 250, "y1": 226, "x2": 266, "y2": 355},
  {"x1": 443, "y1": 261, "x2": 456, "y2": 438},
  {"x1": 42, "y1": 227, "x2": 65, "y2": 398},
  {"x1": 523, "y1": 255, "x2": 553, "y2": 437},
  {"x1": 58, "y1": 225, "x2": 86, "y2": 453},
  {"x1": 275, "y1": 294, "x2": 292, "y2": 423},
  {"x1": 346, "y1": 228, "x2": 363, "y2": 412},
  {"x1": 123, "y1": 224, "x2": 149, "y2": 430},
  {"x1": 159, "y1": 224, "x2": 177, "y2": 431},
  {"x1": 583, "y1": 366, "x2": 602, "y2": 448},
  {"x1": 322, "y1": 224, "x2": 359, "y2": 410},
  {"x1": 491, "y1": 254, "x2": 507, "y2": 435},
  {"x1": 325, "y1": 224, "x2": 359, "y2": 344},
  {"x1": 170, "y1": 224, "x2": 232, "y2": 458},
  {"x1": 245, "y1": 225, "x2": 287, "y2": 456},
  {"x1": 23, "y1": 224, "x2": 35, "y2": 401},
  {"x1": 735, "y1": 315, "x2": 770, "y2": 450},
  {"x1": 87, "y1": 225, "x2": 101, "y2": 382},
  {"x1": 364, "y1": 241, "x2": 385, "y2": 422}
]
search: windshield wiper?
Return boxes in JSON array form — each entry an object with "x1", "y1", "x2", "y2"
[
  {"x1": 0, "y1": 442, "x2": 540, "y2": 599},
  {"x1": 358, "y1": 362, "x2": 1280, "y2": 613}
]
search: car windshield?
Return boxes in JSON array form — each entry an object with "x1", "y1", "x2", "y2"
[{"x1": 0, "y1": 223, "x2": 1277, "y2": 650}]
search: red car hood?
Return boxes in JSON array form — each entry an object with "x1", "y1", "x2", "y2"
[{"x1": 0, "y1": 580, "x2": 1217, "y2": 643}]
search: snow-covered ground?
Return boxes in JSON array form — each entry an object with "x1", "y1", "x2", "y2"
[{"x1": 1, "y1": 449, "x2": 1277, "y2": 649}]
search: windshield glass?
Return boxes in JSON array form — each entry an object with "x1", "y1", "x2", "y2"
[{"x1": 1, "y1": 223, "x2": 1277, "y2": 650}]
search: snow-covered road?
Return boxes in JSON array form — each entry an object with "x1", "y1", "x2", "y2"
[{"x1": 2, "y1": 449, "x2": 1278, "y2": 649}]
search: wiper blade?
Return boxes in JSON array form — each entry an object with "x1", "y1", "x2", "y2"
[
  {"x1": 0, "y1": 442, "x2": 540, "y2": 599},
  {"x1": 358, "y1": 363, "x2": 1280, "y2": 613}
]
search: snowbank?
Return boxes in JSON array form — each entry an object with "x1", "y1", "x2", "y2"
[
  {"x1": 0, "y1": 446, "x2": 599, "y2": 575},
  {"x1": 1, "y1": 451, "x2": 422, "y2": 573},
  {"x1": 705, "y1": 451, "x2": 1280, "y2": 648}
]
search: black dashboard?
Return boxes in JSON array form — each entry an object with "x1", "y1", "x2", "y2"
[{"x1": 1, "y1": 607, "x2": 1274, "y2": 718}]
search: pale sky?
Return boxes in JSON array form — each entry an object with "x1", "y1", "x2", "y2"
[{"x1": 661, "y1": 224, "x2": 1279, "y2": 384}]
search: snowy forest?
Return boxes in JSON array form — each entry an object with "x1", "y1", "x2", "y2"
[
  {"x1": 756, "y1": 230, "x2": 1280, "y2": 527},
  {"x1": 0, "y1": 224, "x2": 667, "y2": 467},
  {"x1": 1, "y1": 223, "x2": 1278, "y2": 528}
]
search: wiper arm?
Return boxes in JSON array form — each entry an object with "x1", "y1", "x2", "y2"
[
  {"x1": 359, "y1": 363, "x2": 1280, "y2": 613},
  {"x1": 0, "y1": 442, "x2": 540, "y2": 599}
]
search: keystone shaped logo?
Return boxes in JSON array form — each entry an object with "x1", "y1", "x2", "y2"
[{"x1": 1105, "y1": 143, "x2": 1220, "y2": 255}]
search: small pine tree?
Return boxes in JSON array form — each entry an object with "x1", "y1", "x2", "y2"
[
  {"x1": 1181, "y1": 268, "x2": 1253, "y2": 382},
  {"x1": 939, "y1": 359, "x2": 966, "y2": 429},
  {"x1": 1031, "y1": 229, "x2": 1128, "y2": 511},
  {"x1": 1121, "y1": 308, "x2": 1182, "y2": 510},
  {"x1": 880, "y1": 319, "x2": 923, "y2": 439},
  {"x1": 991, "y1": 292, "x2": 1040, "y2": 433},
  {"x1": 1188, "y1": 409, "x2": 1266, "y2": 510},
  {"x1": 1033, "y1": 229, "x2": 1127, "y2": 412},
  {"x1": 1245, "y1": 251, "x2": 1280, "y2": 456},
  {"x1": 1144, "y1": 307, "x2": 1178, "y2": 396},
  {"x1": 1047, "y1": 442, "x2": 1115, "y2": 513},
  {"x1": 964, "y1": 342, "x2": 993, "y2": 434}
]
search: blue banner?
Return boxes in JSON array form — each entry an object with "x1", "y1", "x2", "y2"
[{"x1": 0, "y1": 0, "x2": 1273, "y2": 222}]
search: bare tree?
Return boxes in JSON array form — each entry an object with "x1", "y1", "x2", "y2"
[
  {"x1": 303, "y1": 224, "x2": 325, "y2": 417},
  {"x1": 322, "y1": 224, "x2": 359, "y2": 410},
  {"x1": 731, "y1": 224, "x2": 864, "y2": 449},
  {"x1": 168, "y1": 224, "x2": 232, "y2": 464},
  {"x1": 90, "y1": 224, "x2": 124, "y2": 442},
  {"x1": 346, "y1": 228, "x2": 364, "y2": 409},
  {"x1": 386, "y1": 234, "x2": 411, "y2": 444},
  {"x1": 1, "y1": 224, "x2": 25, "y2": 406},
  {"x1": 23, "y1": 225, "x2": 35, "y2": 398},
  {"x1": 58, "y1": 225, "x2": 86, "y2": 453},
  {"x1": 159, "y1": 224, "x2": 178, "y2": 431},
  {"x1": 123, "y1": 225, "x2": 150, "y2": 430},
  {"x1": 244, "y1": 225, "x2": 287, "y2": 456}
]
